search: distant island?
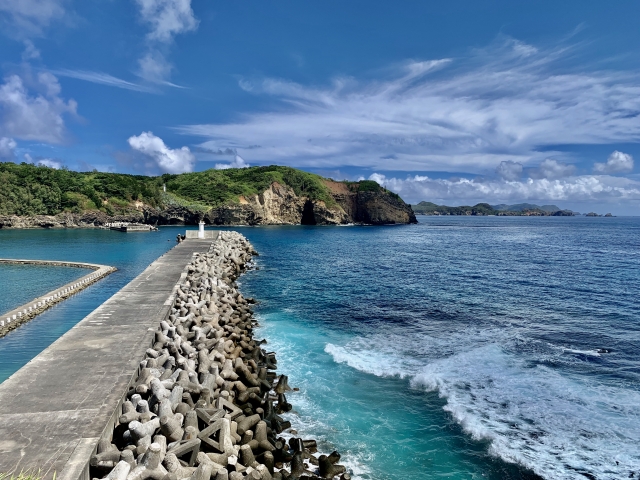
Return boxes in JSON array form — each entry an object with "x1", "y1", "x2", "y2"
[
  {"x1": 411, "y1": 201, "x2": 577, "y2": 216},
  {"x1": 0, "y1": 163, "x2": 417, "y2": 228}
]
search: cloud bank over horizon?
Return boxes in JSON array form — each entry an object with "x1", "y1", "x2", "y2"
[{"x1": 368, "y1": 161, "x2": 640, "y2": 209}]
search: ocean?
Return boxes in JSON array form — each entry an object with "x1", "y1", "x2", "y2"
[{"x1": 1, "y1": 217, "x2": 638, "y2": 479}]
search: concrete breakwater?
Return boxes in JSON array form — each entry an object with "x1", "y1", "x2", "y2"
[
  {"x1": 0, "y1": 240, "x2": 213, "y2": 478},
  {"x1": 0, "y1": 233, "x2": 347, "y2": 480},
  {"x1": 91, "y1": 231, "x2": 349, "y2": 480},
  {"x1": 0, "y1": 259, "x2": 116, "y2": 338}
]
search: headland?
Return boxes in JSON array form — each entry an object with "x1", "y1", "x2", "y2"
[{"x1": 0, "y1": 163, "x2": 416, "y2": 228}]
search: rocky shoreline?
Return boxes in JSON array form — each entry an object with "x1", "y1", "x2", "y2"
[{"x1": 92, "y1": 232, "x2": 349, "y2": 480}]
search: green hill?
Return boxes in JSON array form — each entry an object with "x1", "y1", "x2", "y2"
[
  {"x1": 0, "y1": 162, "x2": 404, "y2": 219},
  {"x1": 0, "y1": 163, "x2": 334, "y2": 216}
]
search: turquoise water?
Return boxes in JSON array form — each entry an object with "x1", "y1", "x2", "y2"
[
  {"x1": 1, "y1": 218, "x2": 639, "y2": 479},
  {"x1": 0, "y1": 264, "x2": 89, "y2": 314},
  {"x1": 0, "y1": 227, "x2": 184, "y2": 381}
]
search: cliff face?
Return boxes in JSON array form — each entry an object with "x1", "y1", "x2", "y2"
[
  {"x1": 331, "y1": 190, "x2": 417, "y2": 225},
  {"x1": 202, "y1": 182, "x2": 350, "y2": 226},
  {"x1": 201, "y1": 182, "x2": 416, "y2": 226},
  {"x1": 0, "y1": 181, "x2": 417, "y2": 228}
]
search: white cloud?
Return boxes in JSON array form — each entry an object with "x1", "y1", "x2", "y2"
[
  {"x1": 530, "y1": 159, "x2": 576, "y2": 179},
  {"x1": 594, "y1": 151, "x2": 634, "y2": 174},
  {"x1": 370, "y1": 173, "x2": 640, "y2": 207},
  {"x1": 215, "y1": 154, "x2": 249, "y2": 170},
  {"x1": 137, "y1": 51, "x2": 174, "y2": 84},
  {"x1": 506, "y1": 38, "x2": 538, "y2": 57},
  {"x1": 0, "y1": 72, "x2": 77, "y2": 144},
  {"x1": 128, "y1": 131, "x2": 195, "y2": 173},
  {"x1": 0, "y1": 0, "x2": 67, "y2": 38},
  {"x1": 135, "y1": 0, "x2": 198, "y2": 43},
  {"x1": 0, "y1": 136, "x2": 16, "y2": 158},
  {"x1": 496, "y1": 160, "x2": 523, "y2": 181},
  {"x1": 135, "y1": 0, "x2": 199, "y2": 83},
  {"x1": 53, "y1": 69, "x2": 156, "y2": 93},
  {"x1": 37, "y1": 158, "x2": 62, "y2": 169},
  {"x1": 23, "y1": 152, "x2": 61, "y2": 169},
  {"x1": 22, "y1": 39, "x2": 40, "y2": 60},
  {"x1": 176, "y1": 39, "x2": 640, "y2": 174}
]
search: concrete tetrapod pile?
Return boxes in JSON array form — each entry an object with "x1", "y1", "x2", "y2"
[{"x1": 92, "y1": 231, "x2": 349, "y2": 480}]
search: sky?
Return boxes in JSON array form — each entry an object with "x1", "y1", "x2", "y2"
[{"x1": 0, "y1": 1, "x2": 639, "y2": 214}]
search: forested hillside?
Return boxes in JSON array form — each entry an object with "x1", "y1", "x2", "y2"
[{"x1": 0, "y1": 162, "x2": 397, "y2": 217}]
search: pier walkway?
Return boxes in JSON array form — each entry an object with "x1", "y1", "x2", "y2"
[{"x1": 0, "y1": 240, "x2": 212, "y2": 479}]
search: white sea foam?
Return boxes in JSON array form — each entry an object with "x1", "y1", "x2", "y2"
[
  {"x1": 324, "y1": 341, "x2": 418, "y2": 379},
  {"x1": 326, "y1": 333, "x2": 640, "y2": 479},
  {"x1": 255, "y1": 315, "x2": 374, "y2": 480},
  {"x1": 562, "y1": 347, "x2": 602, "y2": 357}
]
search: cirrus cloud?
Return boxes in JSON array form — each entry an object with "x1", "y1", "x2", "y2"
[{"x1": 176, "y1": 38, "x2": 640, "y2": 175}]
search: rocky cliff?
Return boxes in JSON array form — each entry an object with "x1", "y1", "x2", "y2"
[{"x1": 0, "y1": 181, "x2": 416, "y2": 228}]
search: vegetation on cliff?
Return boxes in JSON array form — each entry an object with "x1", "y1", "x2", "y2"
[
  {"x1": 0, "y1": 162, "x2": 161, "y2": 216},
  {"x1": 161, "y1": 166, "x2": 337, "y2": 208},
  {"x1": 0, "y1": 162, "x2": 405, "y2": 217},
  {"x1": 412, "y1": 201, "x2": 575, "y2": 216}
]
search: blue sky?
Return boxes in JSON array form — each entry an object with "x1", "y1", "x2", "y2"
[{"x1": 1, "y1": 1, "x2": 639, "y2": 213}]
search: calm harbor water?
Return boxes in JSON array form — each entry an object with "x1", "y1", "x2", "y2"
[
  {"x1": 1, "y1": 217, "x2": 638, "y2": 479},
  {"x1": 0, "y1": 263, "x2": 90, "y2": 315}
]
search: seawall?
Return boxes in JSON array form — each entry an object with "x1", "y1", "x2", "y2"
[
  {"x1": 0, "y1": 260, "x2": 116, "y2": 337},
  {"x1": 0, "y1": 240, "x2": 212, "y2": 478}
]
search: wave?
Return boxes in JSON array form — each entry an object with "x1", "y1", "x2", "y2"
[
  {"x1": 562, "y1": 347, "x2": 603, "y2": 357},
  {"x1": 325, "y1": 335, "x2": 640, "y2": 479}
]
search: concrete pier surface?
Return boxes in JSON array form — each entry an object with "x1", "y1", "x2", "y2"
[
  {"x1": 0, "y1": 240, "x2": 212, "y2": 478},
  {"x1": 0, "y1": 259, "x2": 117, "y2": 337}
]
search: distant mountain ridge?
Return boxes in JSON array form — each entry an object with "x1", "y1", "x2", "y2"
[
  {"x1": 491, "y1": 203, "x2": 561, "y2": 213},
  {"x1": 412, "y1": 201, "x2": 576, "y2": 216}
]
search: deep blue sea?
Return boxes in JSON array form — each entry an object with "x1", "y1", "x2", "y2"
[{"x1": 1, "y1": 217, "x2": 639, "y2": 479}]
